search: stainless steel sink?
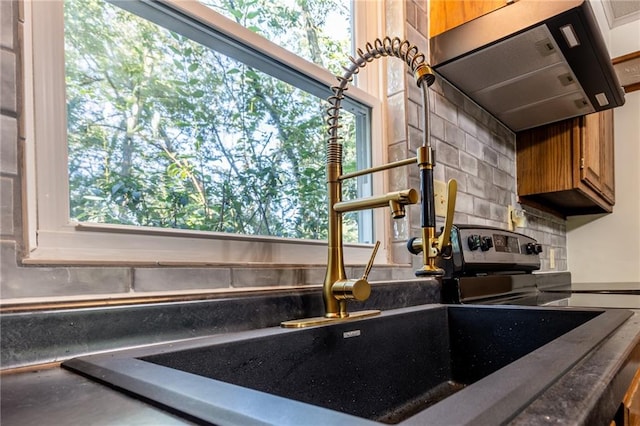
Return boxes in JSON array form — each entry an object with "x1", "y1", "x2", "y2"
[{"x1": 63, "y1": 304, "x2": 631, "y2": 425}]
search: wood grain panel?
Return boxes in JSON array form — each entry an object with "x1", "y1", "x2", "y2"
[
  {"x1": 600, "y1": 109, "x2": 615, "y2": 203},
  {"x1": 429, "y1": 0, "x2": 507, "y2": 37},
  {"x1": 580, "y1": 110, "x2": 615, "y2": 204},
  {"x1": 516, "y1": 110, "x2": 615, "y2": 216},
  {"x1": 582, "y1": 113, "x2": 602, "y2": 189},
  {"x1": 516, "y1": 118, "x2": 575, "y2": 195},
  {"x1": 612, "y1": 51, "x2": 640, "y2": 94}
]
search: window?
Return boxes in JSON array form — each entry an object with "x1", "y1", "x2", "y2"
[{"x1": 24, "y1": 0, "x2": 384, "y2": 265}]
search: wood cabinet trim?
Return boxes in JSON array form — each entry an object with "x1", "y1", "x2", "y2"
[
  {"x1": 428, "y1": 0, "x2": 509, "y2": 37},
  {"x1": 612, "y1": 50, "x2": 640, "y2": 94}
]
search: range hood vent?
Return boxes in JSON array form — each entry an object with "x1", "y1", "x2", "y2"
[{"x1": 429, "y1": 0, "x2": 625, "y2": 132}]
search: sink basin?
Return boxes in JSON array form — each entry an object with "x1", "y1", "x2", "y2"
[{"x1": 63, "y1": 304, "x2": 631, "y2": 425}]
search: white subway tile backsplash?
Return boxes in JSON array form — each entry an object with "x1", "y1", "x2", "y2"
[
  {"x1": 1, "y1": 115, "x2": 18, "y2": 175},
  {"x1": 1, "y1": 51, "x2": 16, "y2": 114},
  {"x1": 456, "y1": 192, "x2": 474, "y2": 215},
  {"x1": 485, "y1": 219, "x2": 505, "y2": 229},
  {"x1": 387, "y1": 92, "x2": 407, "y2": 144},
  {"x1": 483, "y1": 145, "x2": 499, "y2": 167},
  {"x1": 551, "y1": 234, "x2": 566, "y2": 247},
  {"x1": 498, "y1": 152, "x2": 515, "y2": 176},
  {"x1": 231, "y1": 268, "x2": 303, "y2": 288},
  {"x1": 384, "y1": 0, "x2": 404, "y2": 41},
  {"x1": 492, "y1": 168, "x2": 511, "y2": 190},
  {"x1": 475, "y1": 124, "x2": 491, "y2": 145},
  {"x1": 407, "y1": 69, "x2": 423, "y2": 105},
  {"x1": 444, "y1": 119, "x2": 465, "y2": 148},
  {"x1": 1, "y1": 242, "x2": 131, "y2": 298},
  {"x1": 458, "y1": 112, "x2": 477, "y2": 136},
  {"x1": 433, "y1": 163, "x2": 446, "y2": 182},
  {"x1": 413, "y1": 0, "x2": 427, "y2": 13},
  {"x1": 1, "y1": 176, "x2": 13, "y2": 235},
  {"x1": 467, "y1": 177, "x2": 488, "y2": 197},
  {"x1": 451, "y1": 212, "x2": 469, "y2": 224},
  {"x1": 134, "y1": 267, "x2": 231, "y2": 292},
  {"x1": 387, "y1": 59, "x2": 405, "y2": 96},
  {"x1": 405, "y1": 2, "x2": 418, "y2": 36},
  {"x1": 433, "y1": 92, "x2": 457, "y2": 124},
  {"x1": 352, "y1": 265, "x2": 395, "y2": 282},
  {"x1": 490, "y1": 202, "x2": 507, "y2": 222},
  {"x1": 428, "y1": 112, "x2": 445, "y2": 142},
  {"x1": 1, "y1": 0, "x2": 13, "y2": 49},
  {"x1": 467, "y1": 215, "x2": 488, "y2": 226},
  {"x1": 474, "y1": 197, "x2": 491, "y2": 218},
  {"x1": 408, "y1": 124, "x2": 423, "y2": 152},
  {"x1": 441, "y1": 79, "x2": 466, "y2": 109},
  {"x1": 464, "y1": 134, "x2": 483, "y2": 159},
  {"x1": 492, "y1": 131, "x2": 515, "y2": 157},
  {"x1": 489, "y1": 187, "x2": 511, "y2": 206},
  {"x1": 302, "y1": 267, "x2": 325, "y2": 286},
  {"x1": 389, "y1": 143, "x2": 409, "y2": 191},
  {"x1": 407, "y1": 98, "x2": 421, "y2": 129},
  {"x1": 462, "y1": 96, "x2": 486, "y2": 125},
  {"x1": 444, "y1": 167, "x2": 468, "y2": 193},
  {"x1": 459, "y1": 151, "x2": 478, "y2": 175},
  {"x1": 388, "y1": 141, "x2": 409, "y2": 162},
  {"x1": 0, "y1": 177, "x2": 14, "y2": 237},
  {"x1": 435, "y1": 140, "x2": 459, "y2": 167}
]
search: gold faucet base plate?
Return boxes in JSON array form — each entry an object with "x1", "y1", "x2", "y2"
[
  {"x1": 414, "y1": 267, "x2": 445, "y2": 277},
  {"x1": 280, "y1": 310, "x2": 381, "y2": 328}
]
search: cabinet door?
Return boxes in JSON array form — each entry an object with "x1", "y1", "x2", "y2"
[
  {"x1": 581, "y1": 110, "x2": 615, "y2": 204},
  {"x1": 516, "y1": 118, "x2": 576, "y2": 196},
  {"x1": 429, "y1": 0, "x2": 508, "y2": 37},
  {"x1": 516, "y1": 111, "x2": 615, "y2": 216},
  {"x1": 613, "y1": 366, "x2": 640, "y2": 426}
]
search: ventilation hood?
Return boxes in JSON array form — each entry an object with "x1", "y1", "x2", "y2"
[{"x1": 429, "y1": 0, "x2": 625, "y2": 131}]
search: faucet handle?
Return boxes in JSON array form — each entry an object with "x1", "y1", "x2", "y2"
[
  {"x1": 436, "y1": 179, "x2": 457, "y2": 253},
  {"x1": 361, "y1": 241, "x2": 380, "y2": 280},
  {"x1": 332, "y1": 241, "x2": 380, "y2": 302},
  {"x1": 332, "y1": 278, "x2": 370, "y2": 301}
]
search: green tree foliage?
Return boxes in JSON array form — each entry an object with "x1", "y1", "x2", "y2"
[{"x1": 64, "y1": 0, "x2": 361, "y2": 241}]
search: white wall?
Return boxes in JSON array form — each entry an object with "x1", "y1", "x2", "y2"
[
  {"x1": 567, "y1": 92, "x2": 640, "y2": 283},
  {"x1": 590, "y1": 0, "x2": 640, "y2": 56},
  {"x1": 567, "y1": 2, "x2": 640, "y2": 283}
]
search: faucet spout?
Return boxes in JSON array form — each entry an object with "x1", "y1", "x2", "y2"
[{"x1": 334, "y1": 188, "x2": 418, "y2": 218}]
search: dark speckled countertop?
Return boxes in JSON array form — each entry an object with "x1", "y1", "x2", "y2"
[
  {"x1": 544, "y1": 281, "x2": 640, "y2": 309},
  {"x1": 571, "y1": 282, "x2": 640, "y2": 307},
  {"x1": 511, "y1": 310, "x2": 640, "y2": 425},
  {"x1": 1, "y1": 279, "x2": 639, "y2": 425}
]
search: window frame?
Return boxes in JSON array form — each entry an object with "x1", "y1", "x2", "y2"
[{"x1": 23, "y1": 0, "x2": 390, "y2": 266}]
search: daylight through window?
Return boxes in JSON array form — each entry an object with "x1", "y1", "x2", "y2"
[{"x1": 63, "y1": 0, "x2": 371, "y2": 243}]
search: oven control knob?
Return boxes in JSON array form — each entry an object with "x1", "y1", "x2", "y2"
[
  {"x1": 526, "y1": 242, "x2": 543, "y2": 255},
  {"x1": 467, "y1": 234, "x2": 481, "y2": 251},
  {"x1": 481, "y1": 236, "x2": 493, "y2": 251}
]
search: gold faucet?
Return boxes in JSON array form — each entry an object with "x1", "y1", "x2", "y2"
[{"x1": 281, "y1": 37, "x2": 456, "y2": 328}]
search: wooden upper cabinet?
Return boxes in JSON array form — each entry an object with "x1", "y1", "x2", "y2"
[
  {"x1": 429, "y1": 0, "x2": 510, "y2": 37},
  {"x1": 516, "y1": 110, "x2": 615, "y2": 217},
  {"x1": 581, "y1": 110, "x2": 615, "y2": 204}
]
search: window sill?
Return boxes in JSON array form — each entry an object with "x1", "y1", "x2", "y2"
[{"x1": 23, "y1": 222, "x2": 386, "y2": 267}]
